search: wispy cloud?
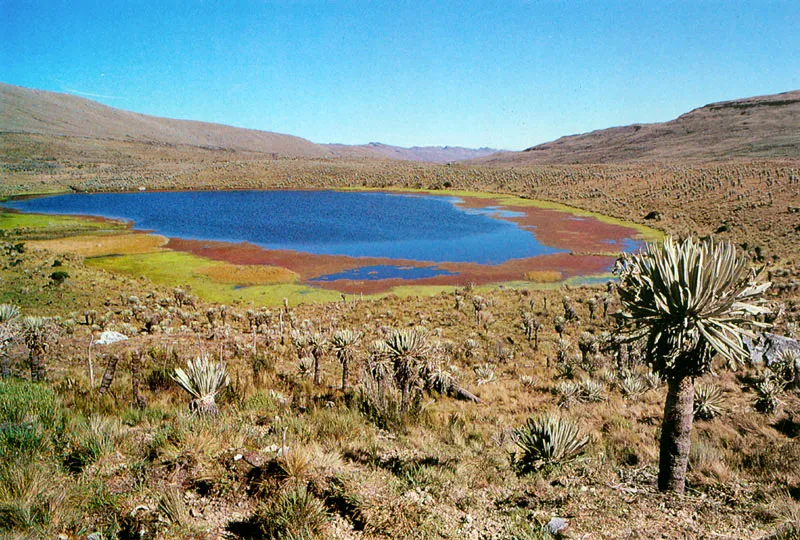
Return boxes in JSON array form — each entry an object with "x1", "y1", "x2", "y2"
[{"x1": 63, "y1": 87, "x2": 122, "y2": 100}]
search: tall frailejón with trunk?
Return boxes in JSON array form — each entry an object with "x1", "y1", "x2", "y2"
[{"x1": 615, "y1": 237, "x2": 769, "y2": 493}]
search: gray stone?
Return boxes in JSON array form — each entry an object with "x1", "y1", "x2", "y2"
[
  {"x1": 744, "y1": 333, "x2": 800, "y2": 367},
  {"x1": 95, "y1": 331, "x2": 128, "y2": 346},
  {"x1": 546, "y1": 517, "x2": 568, "y2": 534}
]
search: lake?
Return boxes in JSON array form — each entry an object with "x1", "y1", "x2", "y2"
[{"x1": 4, "y1": 189, "x2": 650, "y2": 293}]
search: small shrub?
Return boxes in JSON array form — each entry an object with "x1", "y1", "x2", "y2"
[
  {"x1": 556, "y1": 378, "x2": 605, "y2": 406},
  {"x1": 297, "y1": 356, "x2": 314, "y2": 378},
  {"x1": 578, "y1": 378, "x2": 606, "y2": 402},
  {"x1": 555, "y1": 381, "x2": 581, "y2": 407},
  {"x1": 474, "y1": 363, "x2": 496, "y2": 385},
  {"x1": 693, "y1": 382, "x2": 725, "y2": 420},
  {"x1": 462, "y1": 338, "x2": 480, "y2": 359},
  {"x1": 424, "y1": 362, "x2": 458, "y2": 395},
  {"x1": 512, "y1": 413, "x2": 591, "y2": 473},
  {"x1": 771, "y1": 350, "x2": 799, "y2": 389},
  {"x1": 171, "y1": 354, "x2": 230, "y2": 416},
  {"x1": 146, "y1": 365, "x2": 175, "y2": 392},
  {"x1": 644, "y1": 370, "x2": 662, "y2": 390},
  {"x1": 353, "y1": 367, "x2": 416, "y2": 431},
  {"x1": 250, "y1": 352, "x2": 274, "y2": 378},
  {"x1": 753, "y1": 374, "x2": 784, "y2": 414},
  {"x1": 617, "y1": 372, "x2": 648, "y2": 398},
  {"x1": 554, "y1": 355, "x2": 579, "y2": 380},
  {"x1": 49, "y1": 271, "x2": 69, "y2": 285}
]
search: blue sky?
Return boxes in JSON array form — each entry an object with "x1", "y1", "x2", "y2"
[{"x1": 2, "y1": 1, "x2": 798, "y2": 150}]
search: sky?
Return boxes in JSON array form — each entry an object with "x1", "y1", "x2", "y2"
[{"x1": 2, "y1": 1, "x2": 799, "y2": 150}]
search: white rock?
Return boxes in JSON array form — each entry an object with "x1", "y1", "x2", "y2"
[
  {"x1": 547, "y1": 517, "x2": 568, "y2": 534},
  {"x1": 95, "y1": 331, "x2": 128, "y2": 345}
]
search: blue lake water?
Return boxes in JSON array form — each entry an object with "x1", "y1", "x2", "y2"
[
  {"x1": 4, "y1": 190, "x2": 564, "y2": 264},
  {"x1": 310, "y1": 264, "x2": 457, "y2": 282}
]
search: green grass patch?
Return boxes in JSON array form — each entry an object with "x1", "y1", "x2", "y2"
[
  {"x1": 0, "y1": 379, "x2": 65, "y2": 458},
  {"x1": 565, "y1": 272, "x2": 616, "y2": 287},
  {"x1": 0, "y1": 379, "x2": 63, "y2": 427},
  {"x1": 0, "y1": 187, "x2": 71, "y2": 203},
  {"x1": 0, "y1": 210, "x2": 124, "y2": 239},
  {"x1": 86, "y1": 251, "x2": 342, "y2": 305}
]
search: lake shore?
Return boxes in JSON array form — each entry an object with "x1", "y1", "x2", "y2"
[{"x1": 2, "y1": 189, "x2": 659, "y2": 301}]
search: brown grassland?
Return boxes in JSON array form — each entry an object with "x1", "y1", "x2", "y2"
[{"x1": 0, "y1": 131, "x2": 799, "y2": 539}]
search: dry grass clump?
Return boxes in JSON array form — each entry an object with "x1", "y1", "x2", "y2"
[
  {"x1": 157, "y1": 486, "x2": 190, "y2": 528},
  {"x1": 0, "y1": 459, "x2": 82, "y2": 536},
  {"x1": 524, "y1": 270, "x2": 563, "y2": 283},
  {"x1": 251, "y1": 484, "x2": 329, "y2": 539},
  {"x1": 196, "y1": 262, "x2": 299, "y2": 285}
]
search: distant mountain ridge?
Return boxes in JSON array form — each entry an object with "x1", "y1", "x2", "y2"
[
  {"x1": 0, "y1": 83, "x2": 496, "y2": 163},
  {"x1": 325, "y1": 142, "x2": 498, "y2": 163},
  {"x1": 476, "y1": 90, "x2": 800, "y2": 165}
]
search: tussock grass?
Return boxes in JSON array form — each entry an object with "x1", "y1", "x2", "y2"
[
  {"x1": 0, "y1": 379, "x2": 64, "y2": 457},
  {"x1": 524, "y1": 270, "x2": 563, "y2": 283},
  {"x1": 0, "y1": 459, "x2": 81, "y2": 536},
  {"x1": 251, "y1": 484, "x2": 329, "y2": 539}
]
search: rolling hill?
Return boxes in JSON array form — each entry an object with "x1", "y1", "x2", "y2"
[
  {"x1": 0, "y1": 82, "x2": 337, "y2": 158},
  {"x1": 3, "y1": 83, "x2": 799, "y2": 165},
  {"x1": 0, "y1": 83, "x2": 495, "y2": 163},
  {"x1": 477, "y1": 90, "x2": 800, "y2": 165}
]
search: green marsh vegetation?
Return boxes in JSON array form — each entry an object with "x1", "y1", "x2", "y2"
[{"x1": 0, "y1": 209, "x2": 125, "y2": 240}]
